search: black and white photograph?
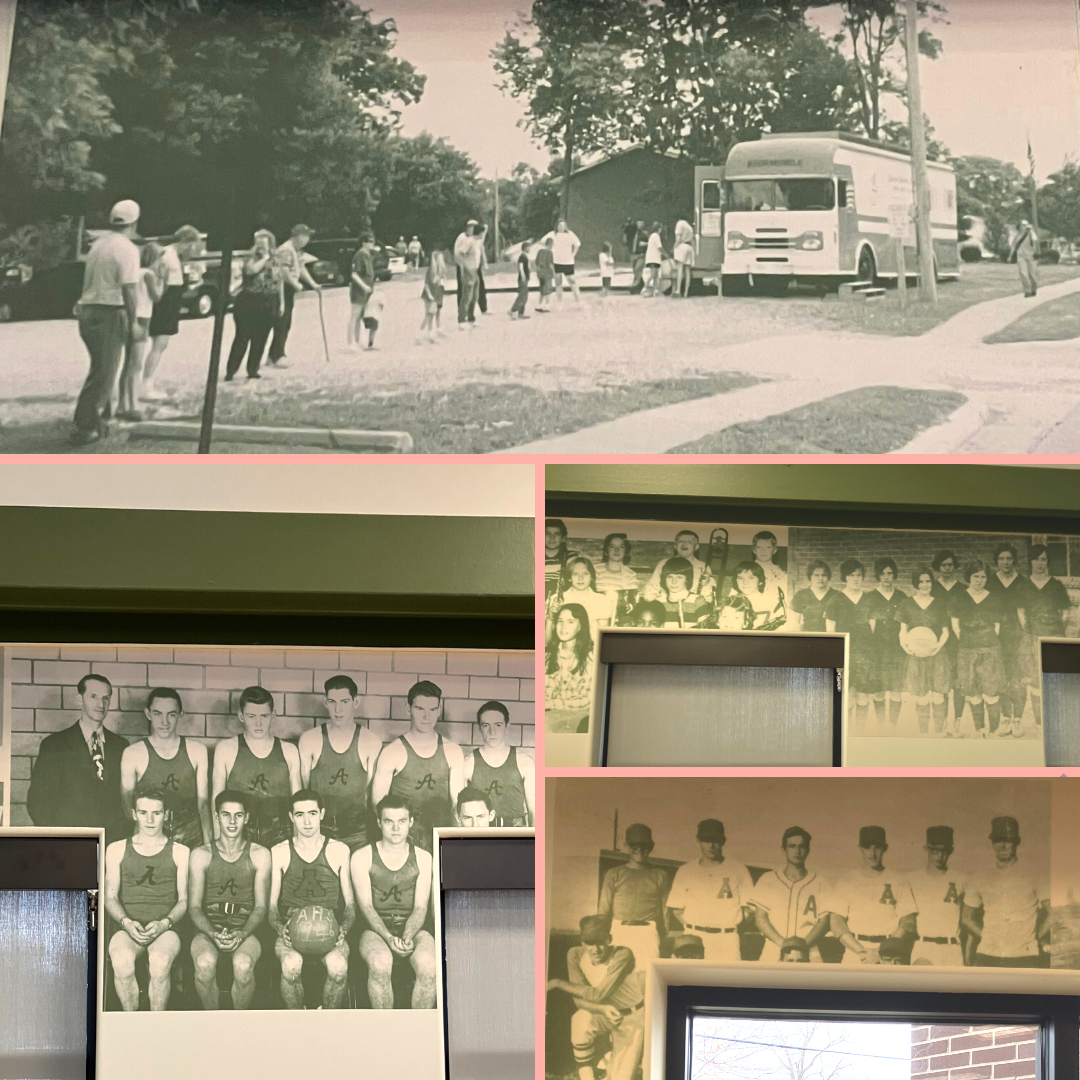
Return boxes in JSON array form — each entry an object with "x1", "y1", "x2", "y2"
[
  {"x1": 548, "y1": 515, "x2": 1079, "y2": 758},
  {"x1": 0, "y1": 0, "x2": 1078, "y2": 454},
  {"x1": 2, "y1": 643, "x2": 534, "y2": 1011}
]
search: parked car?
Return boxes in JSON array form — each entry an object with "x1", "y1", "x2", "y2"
[
  {"x1": 0, "y1": 261, "x2": 84, "y2": 322},
  {"x1": 303, "y1": 239, "x2": 393, "y2": 287}
]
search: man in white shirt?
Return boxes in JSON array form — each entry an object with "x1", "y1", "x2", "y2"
[
  {"x1": 141, "y1": 223, "x2": 200, "y2": 401},
  {"x1": 72, "y1": 199, "x2": 143, "y2": 444},
  {"x1": 642, "y1": 531, "x2": 715, "y2": 602},
  {"x1": 963, "y1": 816, "x2": 1049, "y2": 967},
  {"x1": 666, "y1": 818, "x2": 753, "y2": 963},
  {"x1": 268, "y1": 223, "x2": 320, "y2": 368},
  {"x1": 910, "y1": 826, "x2": 965, "y2": 966},
  {"x1": 752, "y1": 532, "x2": 787, "y2": 591},
  {"x1": 550, "y1": 219, "x2": 581, "y2": 304},
  {"x1": 454, "y1": 219, "x2": 487, "y2": 327}
]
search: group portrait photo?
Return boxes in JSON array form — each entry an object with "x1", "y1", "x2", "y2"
[{"x1": 2, "y1": 643, "x2": 535, "y2": 1012}]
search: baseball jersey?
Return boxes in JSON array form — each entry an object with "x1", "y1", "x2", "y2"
[
  {"x1": 204, "y1": 842, "x2": 257, "y2": 931},
  {"x1": 668, "y1": 859, "x2": 754, "y2": 930},
  {"x1": 136, "y1": 737, "x2": 203, "y2": 848},
  {"x1": 468, "y1": 746, "x2": 528, "y2": 824},
  {"x1": 119, "y1": 839, "x2": 178, "y2": 924},
  {"x1": 598, "y1": 864, "x2": 669, "y2": 923},
  {"x1": 911, "y1": 869, "x2": 964, "y2": 940},
  {"x1": 566, "y1": 945, "x2": 643, "y2": 1010},
  {"x1": 309, "y1": 725, "x2": 370, "y2": 849},
  {"x1": 826, "y1": 867, "x2": 917, "y2": 937},
  {"x1": 279, "y1": 837, "x2": 343, "y2": 920},
  {"x1": 965, "y1": 858, "x2": 1047, "y2": 958},
  {"x1": 750, "y1": 869, "x2": 825, "y2": 939}
]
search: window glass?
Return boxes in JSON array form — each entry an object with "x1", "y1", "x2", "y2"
[
  {"x1": 702, "y1": 181, "x2": 722, "y2": 211},
  {"x1": 724, "y1": 178, "x2": 836, "y2": 212}
]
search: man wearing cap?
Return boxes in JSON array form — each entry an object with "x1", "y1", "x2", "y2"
[
  {"x1": 666, "y1": 819, "x2": 753, "y2": 963},
  {"x1": 910, "y1": 826, "x2": 965, "y2": 966},
  {"x1": 72, "y1": 199, "x2": 143, "y2": 445},
  {"x1": 453, "y1": 219, "x2": 487, "y2": 328},
  {"x1": 547, "y1": 914, "x2": 644, "y2": 1080},
  {"x1": 779, "y1": 937, "x2": 810, "y2": 962},
  {"x1": 267, "y1": 224, "x2": 320, "y2": 368},
  {"x1": 1010, "y1": 219, "x2": 1039, "y2": 298},
  {"x1": 876, "y1": 938, "x2": 907, "y2": 965},
  {"x1": 597, "y1": 824, "x2": 669, "y2": 964},
  {"x1": 750, "y1": 826, "x2": 830, "y2": 963},
  {"x1": 141, "y1": 224, "x2": 201, "y2": 402},
  {"x1": 828, "y1": 826, "x2": 917, "y2": 965},
  {"x1": 963, "y1": 816, "x2": 1049, "y2": 967}
]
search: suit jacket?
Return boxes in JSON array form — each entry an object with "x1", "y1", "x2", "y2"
[{"x1": 26, "y1": 721, "x2": 129, "y2": 840}]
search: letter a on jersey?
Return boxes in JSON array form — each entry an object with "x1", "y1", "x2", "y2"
[
  {"x1": 943, "y1": 882, "x2": 959, "y2": 905},
  {"x1": 716, "y1": 878, "x2": 733, "y2": 899},
  {"x1": 879, "y1": 884, "x2": 897, "y2": 906},
  {"x1": 803, "y1": 894, "x2": 818, "y2": 919}
]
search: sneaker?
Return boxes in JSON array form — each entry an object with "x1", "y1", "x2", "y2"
[
  {"x1": 268, "y1": 359, "x2": 288, "y2": 369},
  {"x1": 69, "y1": 429, "x2": 101, "y2": 446},
  {"x1": 1012, "y1": 719, "x2": 1024, "y2": 737},
  {"x1": 518, "y1": 314, "x2": 530, "y2": 319},
  {"x1": 223, "y1": 374, "x2": 234, "y2": 382},
  {"x1": 995, "y1": 724, "x2": 1011, "y2": 738},
  {"x1": 246, "y1": 372, "x2": 261, "y2": 380}
]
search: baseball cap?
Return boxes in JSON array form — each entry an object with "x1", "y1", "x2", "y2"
[
  {"x1": 626, "y1": 823, "x2": 653, "y2": 847},
  {"x1": 859, "y1": 825, "x2": 887, "y2": 848},
  {"x1": 670, "y1": 933, "x2": 705, "y2": 959},
  {"x1": 697, "y1": 819, "x2": 726, "y2": 842},
  {"x1": 173, "y1": 224, "x2": 200, "y2": 243},
  {"x1": 291, "y1": 223, "x2": 313, "y2": 237},
  {"x1": 466, "y1": 219, "x2": 479, "y2": 226},
  {"x1": 877, "y1": 938, "x2": 906, "y2": 962},
  {"x1": 109, "y1": 199, "x2": 141, "y2": 225},
  {"x1": 579, "y1": 914, "x2": 612, "y2": 944},
  {"x1": 779, "y1": 936, "x2": 809, "y2": 959},
  {"x1": 990, "y1": 816, "x2": 1020, "y2": 842},
  {"x1": 926, "y1": 825, "x2": 954, "y2": 848}
]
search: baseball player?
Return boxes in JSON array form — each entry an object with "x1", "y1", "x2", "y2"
[
  {"x1": 641, "y1": 530, "x2": 716, "y2": 602},
  {"x1": 963, "y1": 816, "x2": 1049, "y2": 967},
  {"x1": 910, "y1": 826, "x2": 965, "y2": 966},
  {"x1": 751, "y1": 826, "x2": 830, "y2": 963},
  {"x1": 597, "y1": 824, "x2": 669, "y2": 964},
  {"x1": 666, "y1": 819, "x2": 753, "y2": 963},
  {"x1": 828, "y1": 826, "x2": 917, "y2": 965},
  {"x1": 779, "y1": 937, "x2": 810, "y2": 962},
  {"x1": 877, "y1": 938, "x2": 907, "y2": 965},
  {"x1": 546, "y1": 914, "x2": 645, "y2": 1080}
]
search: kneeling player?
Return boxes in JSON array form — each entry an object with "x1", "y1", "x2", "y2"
[
  {"x1": 188, "y1": 790, "x2": 271, "y2": 1009},
  {"x1": 351, "y1": 795, "x2": 436, "y2": 1009},
  {"x1": 104, "y1": 793, "x2": 189, "y2": 1011},
  {"x1": 269, "y1": 790, "x2": 355, "y2": 1009}
]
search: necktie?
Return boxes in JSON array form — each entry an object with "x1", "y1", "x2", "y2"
[{"x1": 90, "y1": 731, "x2": 104, "y2": 781}]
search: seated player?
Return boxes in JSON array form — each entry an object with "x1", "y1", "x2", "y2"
[
  {"x1": 779, "y1": 937, "x2": 810, "y2": 963},
  {"x1": 462, "y1": 700, "x2": 535, "y2": 826},
  {"x1": 104, "y1": 792, "x2": 189, "y2": 1011},
  {"x1": 351, "y1": 795, "x2": 436, "y2": 1009},
  {"x1": 187, "y1": 790, "x2": 271, "y2": 1010},
  {"x1": 268, "y1": 790, "x2": 355, "y2": 1009},
  {"x1": 456, "y1": 786, "x2": 495, "y2": 828}
]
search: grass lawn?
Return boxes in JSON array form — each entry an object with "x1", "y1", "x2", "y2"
[
  {"x1": 671, "y1": 386, "x2": 965, "y2": 454},
  {"x1": 985, "y1": 290, "x2": 1080, "y2": 344}
]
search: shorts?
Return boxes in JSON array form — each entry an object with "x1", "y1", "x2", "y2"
[
  {"x1": 957, "y1": 645, "x2": 1005, "y2": 699},
  {"x1": 423, "y1": 298, "x2": 440, "y2": 315},
  {"x1": 349, "y1": 286, "x2": 369, "y2": 306},
  {"x1": 1017, "y1": 632, "x2": 1041, "y2": 688},
  {"x1": 601, "y1": 276, "x2": 612, "y2": 289},
  {"x1": 902, "y1": 650, "x2": 951, "y2": 697},
  {"x1": 363, "y1": 317, "x2": 378, "y2": 330},
  {"x1": 539, "y1": 277, "x2": 554, "y2": 296},
  {"x1": 645, "y1": 261, "x2": 661, "y2": 270},
  {"x1": 148, "y1": 284, "x2": 184, "y2": 337},
  {"x1": 877, "y1": 643, "x2": 906, "y2": 694},
  {"x1": 674, "y1": 242, "x2": 695, "y2": 265},
  {"x1": 554, "y1": 263, "x2": 575, "y2": 276}
]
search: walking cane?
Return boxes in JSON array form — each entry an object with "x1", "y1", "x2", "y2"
[{"x1": 317, "y1": 289, "x2": 331, "y2": 363}]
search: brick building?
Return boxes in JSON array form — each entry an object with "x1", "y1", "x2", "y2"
[
  {"x1": 911, "y1": 1023, "x2": 1036, "y2": 1080},
  {"x1": 6, "y1": 645, "x2": 534, "y2": 827}
]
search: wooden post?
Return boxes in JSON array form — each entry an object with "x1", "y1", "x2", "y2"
[
  {"x1": 905, "y1": 0, "x2": 937, "y2": 303},
  {"x1": 894, "y1": 235, "x2": 908, "y2": 307},
  {"x1": 197, "y1": 191, "x2": 234, "y2": 455}
]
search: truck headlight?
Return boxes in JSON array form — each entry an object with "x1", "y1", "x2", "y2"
[
  {"x1": 797, "y1": 231, "x2": 824, "y2": 251},
  {"x1": 726, "y1": 232, "x2": 747, "y2": 251}
]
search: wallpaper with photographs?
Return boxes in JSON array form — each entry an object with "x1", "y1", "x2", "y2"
[
  {"x1": 546, "y1": 775, "x2": 1076, "y2": 1080},
  {"x1": 2, "y1": 644, "x2": 534, "y2": 1012},
  {"x1": 545, "y1": 517, "x2": 1079, "y2": 739}
]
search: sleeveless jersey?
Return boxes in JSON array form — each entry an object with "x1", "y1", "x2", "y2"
[
  {"x1": 309, "y1": 725, "x2": 370, "y2": 849},
  {"x1": 136, "y1": 737, "x2": 202, "y2": 847},
  {"x1": 204, "y1": 842, "x2": 257, "y2": 931},
  {"x1": 388, "y1": 734, "x2": 453, "y2": 840},
  {"x1": 279, "y1": 837, "x2": 343, "y2": 919},
  {"x1": 119, "y1": 839, "x2": 177, "y2": 923},
  {"x1": 370, "y1": 842, "x2": 419, "y2": 930},
  {"x1": 228, "y1": 735, "x2": 291, "y2": 848},
  {"x1": 468, "y1": 747, "x2": 527, "y2": 825}
]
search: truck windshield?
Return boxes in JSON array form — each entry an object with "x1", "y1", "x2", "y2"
[{"x1": 723, "y1": 178, "x2": 835, "y2": 212}]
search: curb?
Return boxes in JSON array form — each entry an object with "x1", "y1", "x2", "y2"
[
  {"x1": 895, "y1": 394, "x2": 989, "y2": 454},
  {"x1": 127, "y1": 421, "x2": 413, "y2": 453}
]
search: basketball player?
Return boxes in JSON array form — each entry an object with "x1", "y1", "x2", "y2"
[
  {"x1": 456, "y1": 786, "x2": 495, "y2": 827},
  {"x1": 750, "y1": 826, "x2": 830, "y2": 962},
  {"x1": 121, "y1": 687, "x2": 211, "y2": 848},
  {"x1": 299, "y1": 675, "x2": 382, "y2": 849},
  {"x1": 963, "y1": 816, "x2": 1049, "y2": 967},
  {"x1": 546, "y1": 914, "x2": 645, "y2": 1080},
  {"x1": 188, "y1": 790, "x2": 272, "y2": 1009},
  {"x1": 666, "y1": 819, "x2": 753, "y2": 963},
  {"x1": 371, "y1": 680, "x2": 465, "y2": 851},
  {"x1": 351, "y1": 794, "x2": 437, "y2": 1009},
  {"x1": 828, "y1": 826, "x2": 917, "y2": 965},
  {"x1": 268, "y1": 789, "x2": 355, "y2": 1008},
  {"x1": 910, "y1": 826, "x2": 965, "y2": 966},
  {"x1": 104, "y1": 792, "x2": 189, "y2": 1011},
  {"x1": 212, "y1": 686, "x2": 301, "y2": 848},
  {"x1": 462, "y1": 700, "x2": 535, "y2": 826},
  {"x1": 641, "y1": 530, "x2": 715, "y2": 602},
  {"x1": 597, "y1": 823, "x2": 668, "y2": 964}
]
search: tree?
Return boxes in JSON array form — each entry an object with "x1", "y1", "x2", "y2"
[
  {"x1": 1038, "y1": 159, "x2": 1080, "y2": 246},
  {"x1": 692, "y1": 1019, "x2": 862, "y2": 1080},
  {"x1": 492, "y1": 0, "x2": 647, "y2": 220},
  {"x1": 952, "y1": 154, "x2": 1027, "y2": 258}
]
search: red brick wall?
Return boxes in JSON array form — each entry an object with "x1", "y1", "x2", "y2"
[{"x1": 911, "y1": 1024, "x2": 1037, "y2": 1080}]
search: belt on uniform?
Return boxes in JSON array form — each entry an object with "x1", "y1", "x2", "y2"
[
  {"x1": 920, "y1": 936, "x2": 959, "y2": 945},
  {"x1": 857, "y1": 934, "x2": 887, "y2": 943},
  {"x1": 618, "y1": 1003, "x2": 645, "y2": 1015},
  {"x1": 687, "y1": 924, "x2": 737, "y2": 934},
  {"x1": 617, "y1": 920, "x2": 653, "y2": 927}
]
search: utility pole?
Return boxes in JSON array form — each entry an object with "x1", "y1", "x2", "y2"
[
  {"x1": 494, "y1": 169, "x2": 501, "y2": 262},
  {"x1": 904, "y1": 0, "x2": 937, "y2": 303}
]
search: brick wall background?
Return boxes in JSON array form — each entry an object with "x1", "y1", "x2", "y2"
[
  {"x1": 5, "y1": 645, "x2": 534, "y2": 827},
  {"x1": 911, "y1": 1024, "x2": 1036, "y2": 1080}
]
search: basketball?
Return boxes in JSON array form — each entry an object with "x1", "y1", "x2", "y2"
[
  {"x1": 908, "y1": 626, "x2": 939, "y2": 658},
  {"x1": 288, "y1": 905, "x2": 339, "y2": 956}
]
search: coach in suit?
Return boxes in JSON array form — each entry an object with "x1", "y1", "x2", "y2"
[{"x1": 26, "y1": 673, "x2": 128, "y2": 839}]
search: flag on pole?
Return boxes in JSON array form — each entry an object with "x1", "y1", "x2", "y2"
[{"x1": 1026, "y1": 133, "x2": 1036, "y2": 178}]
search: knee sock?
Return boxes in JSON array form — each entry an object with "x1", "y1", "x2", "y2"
[
  {"x1": 932, "y1": 701, "x2": 947, "y2": 732},
  {"x1": 888, "y1": 697, "x2": 901, "y2": 724},
  {"x1": 971, "y1": 702, "x2": 984, "y2": 731},
  {"x1": 1013, "y1": 685, "x2": 1028, "y2": 721},
  {"x1": 987, "y1": 700, "x2": 1001, "y2": 734},
  {"x1": 915, "y1": 702, "x2": 930, "y2": 734},
  {"x1": 855, "y1": 702, "x2": 868, "y2": 723},
  {"x1": 1031, "y1": 693, "x2": 1042, "y2": 726}
]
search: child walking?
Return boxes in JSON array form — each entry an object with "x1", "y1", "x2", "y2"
[
  {"x1": 418, "y1": 249, "x2": 446, "y2": 343},
  {"x1": 510, "y1": 240, "x2": 531, "y2": 319},
  {"x1": 598, "y1": 241, "x2": 615, "y2": 298},
  {"x1": 362, "y1": 288, "x2": 384, "y2": 350},
  {"x1": 535, "y1": 236, "x2": 555, "y2": 313}
]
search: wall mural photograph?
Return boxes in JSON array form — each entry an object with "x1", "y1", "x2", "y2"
[{"x1": 2, "y1": 644, "x2": 535, "y2": 1012}]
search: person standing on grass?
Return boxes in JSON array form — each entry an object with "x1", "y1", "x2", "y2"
[
  {"x1": 598, "y1": 242, "x2": 615, "y2": 298},
  {"x1": 629, "y1": 219, "x2": 647, "y2": 294},
  {"x1": 418, "y1": 249, "x2": 447, "y2": 342},
  {"x1": 348, "y1": 233, "x2": 376, "y2": 349},
  {"x1": 535, "y1": 236, "x2": 555, "y2": 313},
  {"x1": 510, "y1": 240, "x2": 532, "y2": 320},
  {"x1": 361, "y1": 288, "x2": 384, "y2": 351},
  {"x1": 141, "y1": 224, "x2": 200, "y2": 403},
  {"x1": 407, "y1": 235, "x2": 423, "y2": 269},
  {"x1": 1010, "y1": 219, "x2": 1039, "y2": 298},
  {"x1": 643, "y1": 222, "x2": 664, "y2": 297},
  {"x1": 551, "y1": 219, "x2": 581, "y2": 304},
  {"x1": 673, "y1": 217, "x2": 694, "y2": 298},
  {"x1": 223, "y1": 230, "x2": 283, "y2": 383},
  {"x1": 454, "y1": 219, "x2": 487, "y2": 328},
  {"x1": 115, "y1": 242, "x2": 165, "y2": 423},
  {"x1": 71, "y1": 199, "x2": 143, "y2": 446},
  {"x1": 268, "y1": 224, "x2": 320, "y2": 369}
]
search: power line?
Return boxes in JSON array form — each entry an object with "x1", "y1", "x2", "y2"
[{"x1": 693, "y1": 1032, "x2": 910, "y2": 1062}]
